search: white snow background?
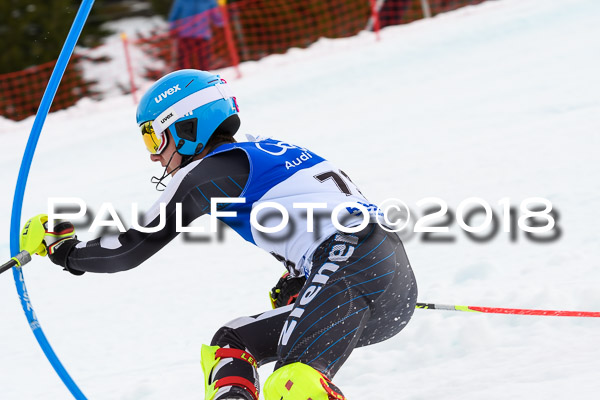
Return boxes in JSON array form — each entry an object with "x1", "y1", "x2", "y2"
[{"x1": 1, "y1": 0, "x2": 599, "y2": 398}]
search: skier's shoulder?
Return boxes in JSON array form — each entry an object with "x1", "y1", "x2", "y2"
[
  {"x1": 181, "y1": 145, "x2": 250, "y2": 186},
  {"x1": 223, "y1": 134, "x2": 310, "y2": 152},
  {"x1": 236, "y1": 135, "x2": 325, "y2": 164},
  {"x1": 157, "y1": 150, "x2": 249, "y2": 204}
]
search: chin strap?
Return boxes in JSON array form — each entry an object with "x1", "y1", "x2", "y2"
[
  {"x1": 151, "y1": 150, "x2": 176, "y2": 191},
  {"x1": 150, "y1": 152, "x2": 199, "y2": 192},
  {"x1": 151, "y1": 137, "x2": 213, "y2": 191},
  {"x1": 150, "y1": 175, "x2": 168, "y2": 192}
]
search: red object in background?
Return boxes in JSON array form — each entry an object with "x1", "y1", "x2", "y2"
[{"x1": 0, "y1": 0, "x2": 487, "y2": 122}]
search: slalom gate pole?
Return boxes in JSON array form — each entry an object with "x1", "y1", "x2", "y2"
[
  {"x1": 8, "y1": 0, "x2": 96, "y2": 398},
  {"x1": 416, "y1": 302, "x2": 600, "y2": 318}
]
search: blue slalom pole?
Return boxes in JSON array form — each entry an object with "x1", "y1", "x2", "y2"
[{"x1": 9, "y1": 1, "x2": 95, "y2": 398}]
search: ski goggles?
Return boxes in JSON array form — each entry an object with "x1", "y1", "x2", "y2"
[
  {"x1": 138, "y1": 81, "x2": 235, "y2": 155},
  {"x1": 140, "y1": 121, "x2": 168, "y2": 155}
]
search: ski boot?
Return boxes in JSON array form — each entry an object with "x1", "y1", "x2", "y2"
[
  {"x1": 263, "y1": 362, "x2": 346, "y2": 400},
  {"x1": 201, "y1": 344, "x2": 260, "y2": 400}
]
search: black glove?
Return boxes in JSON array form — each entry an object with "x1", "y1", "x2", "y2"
[
  {"x1": 43, "y1": 220, "x2": 84, "y2": 275},
  {"x1": 269, "y1": 272, "x2": 306, "y2": 309}
]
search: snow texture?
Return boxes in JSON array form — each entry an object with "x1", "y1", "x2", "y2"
[{"x1": 1, "y1": 0, "x2": 599, "y2": 398}]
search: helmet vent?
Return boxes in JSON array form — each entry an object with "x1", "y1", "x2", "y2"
[{"x1": 175, "y1": 118, "x2": 198, "y2": 141}]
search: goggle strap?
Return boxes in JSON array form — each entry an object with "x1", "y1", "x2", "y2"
[{"x1": 152, "y1": 83, "x2": 234, "y2": 135}]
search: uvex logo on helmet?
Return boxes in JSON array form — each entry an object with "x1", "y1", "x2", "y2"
[
  {"x1": 154, "y1": 84, "x2": 181, "y2": 104},
  {"x1": 160, "y1": 112, "x2": 174, "y2": 124}
]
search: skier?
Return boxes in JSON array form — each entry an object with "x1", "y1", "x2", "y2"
[{"x1": 22, "y1": 69, "x2": 418, "y2": 400}]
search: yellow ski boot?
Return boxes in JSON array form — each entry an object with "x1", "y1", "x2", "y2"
[
  {"x1": 263, "y1": 362, "x2": 346, "y2": 400},
  {"x1": 201, "y1": 344, "x2": 259, "y2": 400}
]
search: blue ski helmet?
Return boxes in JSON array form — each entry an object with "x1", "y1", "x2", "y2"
[{"x1": 136, "y1": 69, "x2": 240, "y2": 156}]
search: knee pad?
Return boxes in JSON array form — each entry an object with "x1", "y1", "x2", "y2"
[
  {"x1": 263, "y1": 363, "x2": 345, "y2": 400},
  {"x1": 201, "y1": 344, "x2": 259, "y2": 400}
]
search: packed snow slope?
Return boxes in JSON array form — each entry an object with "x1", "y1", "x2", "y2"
[{"x1": 1, "y1": 0, "x2": 599, "y2": 398}]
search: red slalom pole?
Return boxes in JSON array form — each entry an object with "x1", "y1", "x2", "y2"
[
  {"x1": 368, "y1": 0, "x2": 382, "y2": 41},
  {"x1": 416, "y1": 302, "x2": 600, "y2": 318}
]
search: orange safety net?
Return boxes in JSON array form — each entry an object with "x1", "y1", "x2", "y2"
[
  {"x1": 0, "y1": 54, "x2": 101, "y2": 122},
  {"x1": 133, "y1": 6, "x2": 235, "y2": 82},
  {"x1": 1, "y1": 0, "x2": 487, "y2": 122},
  {"x1": 133, "y1": 0, "x2": 373, "y2": 81}
]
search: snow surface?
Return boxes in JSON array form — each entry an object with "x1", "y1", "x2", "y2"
[{"x1": 1, "y1": 0, "x2": 600, "y2": 398}]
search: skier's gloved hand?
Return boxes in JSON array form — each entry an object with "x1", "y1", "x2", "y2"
[
  {"x1": 269, "y1": 272, "x2": 306, "y2": 309},
  {"x1": 44, "y1": 220, "x2": 84, "y2": 276},
  {"x1": 20, "y1": 214, "x2": 84, "y2": 275}
]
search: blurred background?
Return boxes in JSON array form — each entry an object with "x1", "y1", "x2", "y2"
[{"x1": 0, "y1": 0, "x2": 485, "y2": 122}]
